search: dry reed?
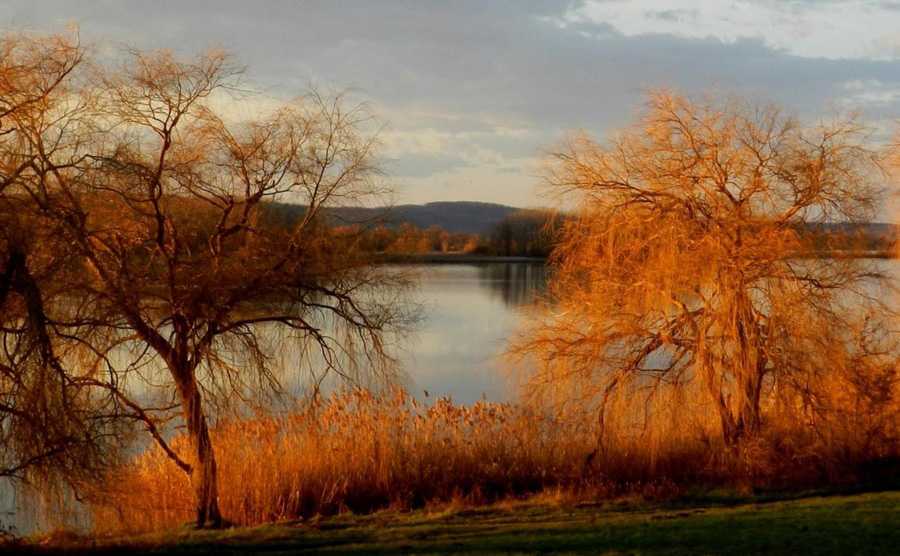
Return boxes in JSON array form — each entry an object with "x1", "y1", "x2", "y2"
[{"x1": 83, "y1": 378, "x2": 899, "y2": 535}]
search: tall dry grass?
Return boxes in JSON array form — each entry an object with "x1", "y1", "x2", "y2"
[
  {"x1": 84, "y1": 388, "x2": 707, "y2": 534},
  {"x1": 84, "y1": 378, "x2": 900, "y2": 534}
]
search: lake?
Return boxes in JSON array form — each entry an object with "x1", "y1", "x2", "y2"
[{"x1": 391, "y1": 262, "x2": 547, "y2": 403}]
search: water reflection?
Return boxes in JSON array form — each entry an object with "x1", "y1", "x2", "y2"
[
  {"x1": 477, "y1": 262, "x2": 549, "y2": 307},
  {"x1": 395, "y1": 263, "x2": 547, "y2": 404}
]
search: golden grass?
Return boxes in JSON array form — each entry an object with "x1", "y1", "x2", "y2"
[{"x1": 84, "y1": 383, "x2": 900, "y2": 535}]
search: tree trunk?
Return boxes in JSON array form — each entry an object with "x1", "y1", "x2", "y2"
[
  {"x1": 724, "y1": 290, "x2": 765, "y2": 445},
  {"x1": 735, "y1": 370, "x2": 763, "y2": 439},
  {"x1": 176, "y1": 374, "x2": 223, "y2": 528},
  {"x1": 717, "y1": 402, "x2": 739, "y2": 447},
  {"x1": 713, "y1": 374, "x2": 762, "y2": 448},
  {"x1": 698, "y1": 341, "x2": 742, "y2": 447}
]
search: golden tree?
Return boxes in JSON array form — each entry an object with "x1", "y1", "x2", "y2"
[
  {"x1": 0, "y1": 34, "x2": 409, "y2": 527},
  {"x1": 517, "y1": 92, "x2": 892, "y2": 446}
]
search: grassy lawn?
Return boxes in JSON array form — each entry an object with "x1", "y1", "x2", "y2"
[{"x1": 7, "y1": 490, "x2": 900, "y2": 555}]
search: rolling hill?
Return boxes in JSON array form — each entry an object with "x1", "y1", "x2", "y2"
[{"x1": 267, "y1": 201, "x2": 521, "y2": 235}]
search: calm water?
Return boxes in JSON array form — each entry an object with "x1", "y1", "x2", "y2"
[
  {"x1": 395, "y1": 262, "x2": 547, "y2": 403},
  {"x1": 1, "y1": 262, "x2": 548, "y2": 534}
]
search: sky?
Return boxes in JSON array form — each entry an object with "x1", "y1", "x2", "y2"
[{"x1": 2, "y1": 0, "x2": 900, "y2": 207}]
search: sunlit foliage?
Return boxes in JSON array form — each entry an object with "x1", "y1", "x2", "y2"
[{"x1": 515, "y1": 92, "x2": 897, "y2": 447}]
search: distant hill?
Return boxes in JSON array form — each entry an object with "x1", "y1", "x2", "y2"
[
  {"x1": 264, "y1": 201, "x2": 898, "y2": 252},
  {"x1": 267, "y1": 201, "x2": 520, "y2": 235}
]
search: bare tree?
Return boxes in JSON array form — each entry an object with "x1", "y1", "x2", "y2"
[
  {"x1": 515, "y1": 92, "x2": 892, "y2": 447},
  {"x1": 0, "y1": 33, "x2": 121, "y2": 488},
  {"x1": 1, "y1": 35, "x2": 409, "y2": 527}
]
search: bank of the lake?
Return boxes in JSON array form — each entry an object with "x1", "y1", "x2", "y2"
[
  {"x1": 378, "y1": 253, "x2": 547, "y2": 264},
  {"x1": 376, "y1": 250, "x2": 897, "y2": 264},
  {"x1": 9, "y1": 490, "x2": 900, "y2": 555}
]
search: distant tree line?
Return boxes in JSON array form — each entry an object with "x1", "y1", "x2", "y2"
[
  {"x1": 486, "y1": 209, "x2": 561, "y2": 257},
  {"x1": 338, "y1": 223, "x2": 481, "y2": 254},
  {"x1": 318, "y1": 209, "x2": 563, "y2": 257},
  {"x1": 267, "y1": 200, "x2": 898, "y2": 259}
]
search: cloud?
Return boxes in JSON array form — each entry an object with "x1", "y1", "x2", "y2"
[
  {"x1": 840, "y1": 79, "x2": 900, "y2": 105},
  {"x1": 570, "y1": 0, "x2": 900, "y2": 60},
  {"x1": 645, "y1": 9, "x2": 700, "y2": 23},
  {"x1": 2, "y1": 0, "x2": 899, "y2": 207}
]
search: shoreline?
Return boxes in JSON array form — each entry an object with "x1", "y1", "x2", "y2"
[
  {"x1": 374, "y1": 251, "x2": 896, "y2": 264},
  {"x1": 376, "y1": 253, "x2": 548, "y2": 264}
]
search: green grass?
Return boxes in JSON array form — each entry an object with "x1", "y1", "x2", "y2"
[{"x1": 7, "y1": 490, "x2": 900, "y2": 555}]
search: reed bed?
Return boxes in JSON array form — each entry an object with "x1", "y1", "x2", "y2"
[
  {"x1": 84, "y1": 382, "x2": 900, "y2": 534},
  {"x1": 85, "y1": 389, "x2": 695, "y2": 533}
]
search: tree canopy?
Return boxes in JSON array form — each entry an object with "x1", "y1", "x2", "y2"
[
  {"x1": 516, "y1": 92, "x2": 896, "y2": 446},
  {"x1": 0, "y1": 33, "x2": 410, "y2": 526}
]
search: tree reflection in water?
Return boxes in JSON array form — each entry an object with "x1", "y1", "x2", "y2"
[{"x1": 477, "y1": 263, "x2": 549, "y2": 307}]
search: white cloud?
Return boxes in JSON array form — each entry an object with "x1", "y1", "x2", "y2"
[
  {"x1": 839, "y1": 79, "x2": 900, "y2": 110},
  {"x1": 567, "y1": 0, "x2": 900, "y2": 60},
  {"x1": 203, "y1": 90, "x2": 287, "y2": 122}
]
